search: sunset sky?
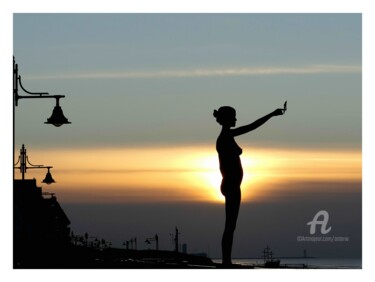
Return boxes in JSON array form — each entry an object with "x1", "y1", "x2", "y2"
[{"x1": 13, "y1": 13, "x2": 361, "y2": 258}]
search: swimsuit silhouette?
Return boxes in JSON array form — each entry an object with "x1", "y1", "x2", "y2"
[{"x1": 213, "y1": 104, "x2": 285, "y2": 265}]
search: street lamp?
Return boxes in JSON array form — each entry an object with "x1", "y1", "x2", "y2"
[
  {"x1": 13, "y1": 56, "x2": 71, "y2": 126},
  {"x1": 14, "y1": 144, "x2": 56, "y2": 184}
]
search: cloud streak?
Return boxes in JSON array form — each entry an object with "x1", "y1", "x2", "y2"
[{"x1": 25, "y1": 64, "x2": 361, "y2": 80}]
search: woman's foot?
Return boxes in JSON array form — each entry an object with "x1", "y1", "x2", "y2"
[{"x1": 222, "y1": 260, "x2": 232, "y2": 266}]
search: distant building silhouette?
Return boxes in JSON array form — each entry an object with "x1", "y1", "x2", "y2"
[
  {"x1": 14, "y1": 179, "x2": 71, "y2": 267},
  {"x1": 182, "y1": 243, "x2": 187, "y2": 254}
]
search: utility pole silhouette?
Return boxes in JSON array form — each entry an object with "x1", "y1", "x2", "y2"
[
  {"x1": 145, "y1": 234, "x2": 159, "y2": 251},
  {"x1": 174, "y1": 227, "x2": 180, "y2": 253}
]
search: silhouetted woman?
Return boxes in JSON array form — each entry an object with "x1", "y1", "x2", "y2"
[{"x1": 213, "y1": 106, "x2": 284, "y2": 265}]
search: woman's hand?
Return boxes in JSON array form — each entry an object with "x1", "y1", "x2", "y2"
[{"x1": 272, "y1": 108, "x2": 285, "y2": 116}]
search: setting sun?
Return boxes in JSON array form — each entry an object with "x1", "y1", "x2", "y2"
[
  {"x1": 14, "y1": 145, "x2": 361, "y2": 204},
  {"x1": 183, "y1": 153, "x2": 256, "y2": 203}
]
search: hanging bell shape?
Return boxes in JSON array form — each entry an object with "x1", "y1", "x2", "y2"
[
  {"x1": 45, "y1": 105, "x2": 71, "y2": 127},
  {"x1": 42, "y1": 170, "x2": 55, "y2": 184}
]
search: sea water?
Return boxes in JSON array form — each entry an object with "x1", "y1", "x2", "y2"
[{"x1": 212, "y1": 258, "x2": 361, "y2": 269}]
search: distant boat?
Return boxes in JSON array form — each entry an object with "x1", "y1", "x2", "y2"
[
  {"x1": 261, "y1": 246, "x2": 280, "y2": 268},
  {"x1": 264, "y1": 259, "x2": 280, "y2": 268},
  {"x1": 254, "y1": 246, "x2": 308, "y2": 268}
]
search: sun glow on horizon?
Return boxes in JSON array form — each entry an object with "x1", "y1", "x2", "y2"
[
  {"x1": 183, "y1": 153, "x2": 256, "y2": 203},
  {"x1": 14, "y1": 145, "x2": 361, "y2": 204}
]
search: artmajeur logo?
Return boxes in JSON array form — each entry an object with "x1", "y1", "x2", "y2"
[
  {"x1": 306, "y1": 210, "x2": 332, "y2": 235},
  {"x1": 297, "y1": 210, "x2": 349, "y2": 243}
]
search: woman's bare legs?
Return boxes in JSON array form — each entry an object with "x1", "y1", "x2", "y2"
[{"x1": 222, "y1": 189, "x2": 241, "y2": 265}]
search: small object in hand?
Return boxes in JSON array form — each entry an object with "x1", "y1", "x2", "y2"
[{"x1": 283, "y1": 101, "x2": 287, "y2": 114}]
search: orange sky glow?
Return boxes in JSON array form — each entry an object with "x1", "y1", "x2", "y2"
[{"x1": 15, "y1": 146, "x2": 361, "y2": 204}]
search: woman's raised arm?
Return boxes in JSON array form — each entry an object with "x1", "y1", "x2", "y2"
[{"x1": 231, "y1": 108, "x2": 284, "y2": 136}]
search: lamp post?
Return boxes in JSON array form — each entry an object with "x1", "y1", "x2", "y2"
[
  {"x1": 14, "y1": 144, "x2": 56, "y2": 184},
  {"x1": 13, "y1": 56, "x2": 71, "y2": 126}
]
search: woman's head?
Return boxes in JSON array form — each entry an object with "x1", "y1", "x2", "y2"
[{"x1": 213, "y1": 106, "x2": 237, "y2": 127}]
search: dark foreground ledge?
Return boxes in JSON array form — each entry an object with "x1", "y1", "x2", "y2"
[{"x1": 14, "y1": 245, "x2": 228, "y2": 269}]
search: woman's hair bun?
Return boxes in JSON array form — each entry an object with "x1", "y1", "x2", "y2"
[{"x1": 213, "y1": 109, "x2": 218, "y2": 118}]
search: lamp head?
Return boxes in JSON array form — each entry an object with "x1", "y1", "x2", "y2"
[
  {"x1": 45, "y1": 105, "x2": 71, "y2": 127},
  {"x1": 42, "y1": 170, "x2": 55, "y2": 184}
]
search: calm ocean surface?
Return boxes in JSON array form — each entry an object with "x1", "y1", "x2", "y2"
[{"x1": 212, "y1": 258, "x2": 361, "y2": 269}]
